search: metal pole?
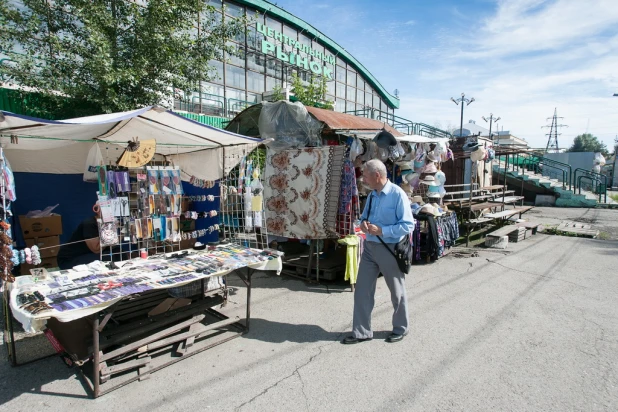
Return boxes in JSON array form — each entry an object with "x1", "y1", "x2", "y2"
[
  {"x1": 93, "y1": 316, "x2": 100, "y2": 397},
  {"x1": 246, "y1": 268, "x2": 252, "y2": 331},
  {"x1": 459, "y1": 101, "x2": 464, "y2": 138}
]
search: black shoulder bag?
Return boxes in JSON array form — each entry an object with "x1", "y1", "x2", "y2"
[{"x1": 364, "y1": 195, "x2": 413, "y2": 274}]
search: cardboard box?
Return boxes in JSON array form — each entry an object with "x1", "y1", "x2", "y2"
[
  {"x1": 19, "y1": 214, "x2": 63, "y2": 239},
  {"x1": 180, "y1": 218, "x2": 195, "y2": 233},
  {"x1": 25, "y1": 235, "x2": 61, "y2": 258},
  {"x1": 180, "y1": 237, "x2": 197, "y2": 250},
  {"x1": 20, "y1": 256, "x2": 58, "y2": 275}
]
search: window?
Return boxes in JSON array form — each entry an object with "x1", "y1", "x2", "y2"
[
  {"x1": 298, "y1": 33, "x2": 312, "y2": 50},
  {"x1": 356, "y1": 90, "x2": 363, "y2": 105},
  {"x1": 299, "y1": 70, "x2": 310, "y2": 84},
  {"x1": 336, "y1": 82, "x2": 345, "y2": 99},
  {"x1": 266, "y1": 58, "x2": 282, "y2": 78},
  {"x1": 283, "y1": 25, "x2": 297, "y2": 42},
  {"x1": 207, "y1": 60, "x2": 224, "y2": 84},
  {"x1": 346, "y1": 70, "x2": 356, "y2": 86},
  {"x1": 201, "y1": 82, "x2": 224, "y2": 97},
  {"x1": 265, "y1": 16, "x2": 282, "y2": 34},
  {"x1": 335, "y1": 99, "x2": 345, "y2": 113},
  {"x1": 247, "y1": 52, "x2": 265, "y2": 73},
  {"x1": 247, "y1": 71, "x2": 265, "y2": 93},
  {"x1": 365, "y1": 91, "x2": 372, "y2": 107},
  {"x1": 206, "y1": 0, "x2": 222, "y2": 10},
  {"x1": 336, "y1": 56, "x2": 346, "y2": 68},
  {"x1": 266, "y1": 76, "x2": 280, "y2": 91},
  {"x1": 335, "y1": 66, "x2": 345, "y2": 83},
  {"x1": 226, "y1": 87, "x2": 245, "y2": 102},
  {"x1": 225, "y1": 42, "x2": 245, "y2": 67},
  {"x1": 224, "y1": 1, "x2": 244, "y2": 18},
  {"x1": 246, "y1": 92, "x2": 262, "y2": 104},
  {"x1": 247, "y1": 26, "x2": 263, "y2": 50},
  {"x1": 345, "y1": 101, "x2": 356, "y2": 112},
  {"x1": 326, "y1": 80, "x2": 335, "y2": 96},
  {"x1": 225, "y1": 65, "x2": 245, "y2": 89},
  {"x1": 346, "y1": 85, "x2": 355, "y2": 102}
]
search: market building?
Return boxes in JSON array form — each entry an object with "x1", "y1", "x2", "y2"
[{"x1": 176, "y1": 0, "x2": 400, "y2": 122}]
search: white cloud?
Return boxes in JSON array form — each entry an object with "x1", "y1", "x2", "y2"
[{"x1": 398, "y1": 0, "x2": 618, "y2": 150}]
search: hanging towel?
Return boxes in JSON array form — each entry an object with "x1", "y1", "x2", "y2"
[{"x1": 337, "y1": 235, "x2": 361, "y2": 284}]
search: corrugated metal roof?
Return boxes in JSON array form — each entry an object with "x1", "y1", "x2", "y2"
[{"x1": 305, "y1": 106, "x2": 403, "y2": 136}]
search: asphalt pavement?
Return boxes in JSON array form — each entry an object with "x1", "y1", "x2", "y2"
[{"x1": 1, "y1": 215, "x2": 618, "y2": 411}]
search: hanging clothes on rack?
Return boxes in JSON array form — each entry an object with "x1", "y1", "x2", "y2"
[
  {"x1": 413, "y1": 220, "x2": 421, "y2": 262},
  {"x1": 435, "y1": 212, "x2": 459, "y2": 249}
]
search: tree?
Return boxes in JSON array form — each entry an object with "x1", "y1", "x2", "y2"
[
  {"x1": 289, "y1": 72, "x2": 333, "y2": 110},
  {"x1": 0, "y1": 0, "x2": 247, "y2": 116},
  {"x1": 567, "y1": 133, "x2": 609, "y2": 157}
]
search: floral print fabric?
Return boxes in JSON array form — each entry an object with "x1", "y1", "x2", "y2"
[{"x1": 264, "y1": 146, "x2": 345, "y2": 239}]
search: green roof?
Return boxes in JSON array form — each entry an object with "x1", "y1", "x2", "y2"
[{"x1": 235, "y1": 0, "x2": 400, "y2": 109}]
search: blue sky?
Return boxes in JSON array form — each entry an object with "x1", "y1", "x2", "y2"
[{"x1": 272, "y1": 0, "x2": 618, "y2": 151}]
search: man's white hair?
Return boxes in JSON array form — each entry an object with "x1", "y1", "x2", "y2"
[{"x1": 364, "y1": 159, "x2": 387, "y2": 177}]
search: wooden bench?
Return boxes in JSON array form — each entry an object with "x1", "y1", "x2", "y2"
[
  {"x1": 484, "y1": 206, "x2": 534, "y2": 220},
  {"x1": 481, "y1": 185, "x2": 506, "y2": 192},
  {"x1": 487, "y1": 225, "x2": 520, "y2": 237},
  {"x1": 515, "y1": 221, "x2": 542, "y2": 234},
  {"x1": 490, "y1": 196, "x2": 524, "y2": 204},
  {"x1": 444, "y1": 194, "x2": 493, "y2": 206}
]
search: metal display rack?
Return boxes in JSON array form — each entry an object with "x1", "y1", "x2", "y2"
[
  {"x1": 98, "y1": 164, "x2": 183, "y2": 264},
  {"x1": 219, "y1": 147, "x2": 269, "y2": 250}
]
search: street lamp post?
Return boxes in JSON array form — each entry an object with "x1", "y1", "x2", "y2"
[
  {"x1": 482, "y1": 114, "x2": 501, "y2": 188},
  {"x1": 451, "y1": 93, "x2": 476, "y2": 212},
  {"x1": 451, "y1": 92, "x2": 475, "y2": 138},
  {"x1": 482, "y1": 113, "x2": 500, "y2": 142}
]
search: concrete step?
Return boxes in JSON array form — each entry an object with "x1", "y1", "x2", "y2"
[{"x1": 556, "y1": 197, "x2": 598, "y2": 207}]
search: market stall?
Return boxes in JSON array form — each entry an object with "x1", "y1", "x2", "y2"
[
  {"x1": 225, "y1": 102, "x2": 460, "y2": 284},
  {"x1": 0, "y1": 107, "x2": 282, "y2": 397}
]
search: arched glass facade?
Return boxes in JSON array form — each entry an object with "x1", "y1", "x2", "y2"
[{"x1": 182, "y1": 0, "x2": 399, "y2": 119}]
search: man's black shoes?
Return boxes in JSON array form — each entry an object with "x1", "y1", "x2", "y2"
[
  {"x1": 341, "y1": 336, "x2": 372, "y2": 345},
  {"x1": 385, "y1": 333, "x2": 406, "y2": 343}
]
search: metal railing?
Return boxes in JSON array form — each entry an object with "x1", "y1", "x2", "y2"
[
  {"x1": 503, "y1": 153, "x2": 572, "y2": 190},
  {"x1": 499, "y1": 153, "x2": 570, "y2": 190},
  {"x1": 499, "y1": 154, "x2": 610, "y2": 203},
  {"x1": 574, "y1": 168, "x2": 608, "y2": 203},
  {"x1": 175, "y1": 93, "x2": 257, "y2": 119},
  {"x1": 344, "y1": 108, "x2": 453, "y2": 139}
]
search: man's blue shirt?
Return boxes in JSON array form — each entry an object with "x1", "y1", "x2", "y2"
[{"x1": 360, "y1": 181, "x2": 414, "y2": 243}]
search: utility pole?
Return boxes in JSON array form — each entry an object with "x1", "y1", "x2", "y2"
[
  {"x1": 542, "y1": 108, "x2": 568, "y2": 153},
  {"x1": 450, "y1": 93, "x2": 475, "y2": 138}
]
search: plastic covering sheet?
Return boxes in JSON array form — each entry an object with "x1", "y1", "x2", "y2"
[{"x1": 258, "y1": 101, "x2": 322, "y2": 151}]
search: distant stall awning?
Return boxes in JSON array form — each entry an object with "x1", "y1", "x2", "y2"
[
  {"x1": 397, "y1": 134, "x2": 450, "y2": 144},
  {"x1": 305, "y1": 106, "x2": 403, "y2": 138}
]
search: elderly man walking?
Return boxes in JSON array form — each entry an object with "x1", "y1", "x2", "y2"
[{"x1": 342, "y1": 159, "x2": 414, "y2": 344}]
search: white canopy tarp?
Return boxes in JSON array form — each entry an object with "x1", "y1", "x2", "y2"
[
  {"x1": 396, "y1": 134, "x2": 451, "y2": 144},
  {"x1": 0, "y1": 106, "x2": 261, "y2": 180}
]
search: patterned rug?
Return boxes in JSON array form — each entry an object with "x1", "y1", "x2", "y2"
[{"x1": 264, "y1": 146, "x2": 345, "y2": 239}]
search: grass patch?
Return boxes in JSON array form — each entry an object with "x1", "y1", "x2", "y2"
[
  {"x1": 543, "y1": 225, "x2": 602, "y2": 239},
  {"x1": 610, "y1": 194, "x2": 618, "y2": 202}
]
